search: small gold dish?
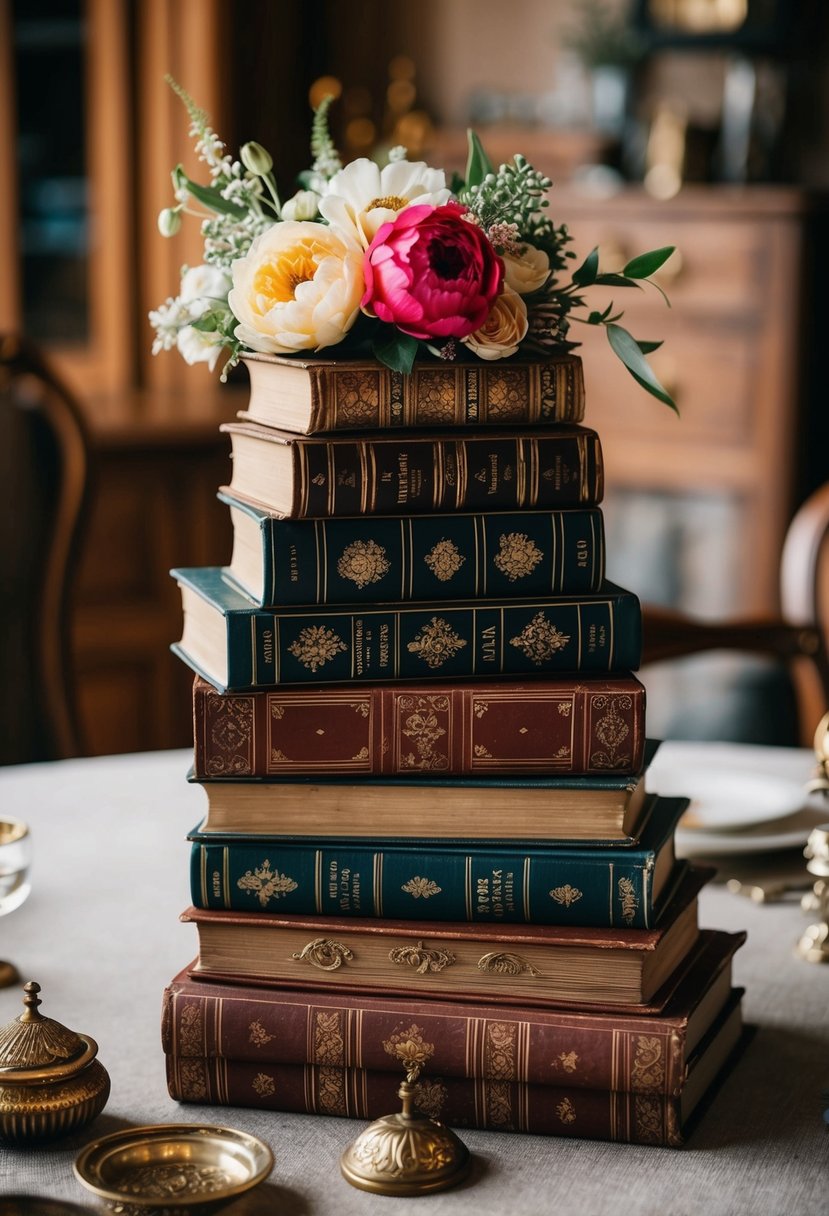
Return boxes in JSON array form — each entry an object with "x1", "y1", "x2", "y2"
[{"x1": 73, "y1": 1124, "x2": 274, "y2": 1215}]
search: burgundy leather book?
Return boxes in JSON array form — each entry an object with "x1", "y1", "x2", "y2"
[
  {"x1": 165, "y1": 989, "x2": 744, "y2": 1147},
  {"x1": 192, "y1": 673, "x2": 647, "y2": 779},
  {"x1": 161, "y1": 929, "x2": 744, "y2": 1096}
]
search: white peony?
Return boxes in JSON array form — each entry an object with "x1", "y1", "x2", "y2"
[
  {"x1": 319, "y1": 157, "x2": 450, "y2": 249},
  {"x1": 228, "y1": 221, "x2": 364, "y2": 354},
  {"x1": 462, "y1": 285, "x2": 528, "y2": 361},
  {"x1": 502, "y1": 245, "x2": 551, "y2": 295},
  {"x1": 179, "y1": 264, "x2": 232, "y2": 306},
  {"x1": 176, "y1": 324, "x2": 225, "y2": 371}
]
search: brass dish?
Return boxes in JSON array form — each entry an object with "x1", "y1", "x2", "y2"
[{"x1": 73, "y1": 1124, "x2": 274, "y2": 1215}]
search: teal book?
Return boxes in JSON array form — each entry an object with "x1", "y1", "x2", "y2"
[
  {"x1": 188, "y1": 794, "x2": 686, "y2": 930},
  {"x1": 220, "y1": 491, "x2": 606, "y2": 607},
  {"x1": 171, "y1": 567, "x2": 642, "y2": 691}
]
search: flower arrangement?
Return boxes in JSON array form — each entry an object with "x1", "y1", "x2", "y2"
[{"x1": 150, "y1": 80, "x2": 676, "y2": 409}]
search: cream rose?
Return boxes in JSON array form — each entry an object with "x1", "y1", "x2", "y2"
[
  {"x1": 229, "y1": 221, "x2": 364, "y2": 354},
  {"x1": 502, "y1": 244, "x2": 550, "y2": 295},
  {"x1": 462, "y1": 285, "x2": 528, "y2": 361}
]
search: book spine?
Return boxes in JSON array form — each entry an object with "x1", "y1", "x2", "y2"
[
  {"x1": 165, "y1": 1057, "x2": 683, "y2": 1145},
  {"x1": 192, "y1": 678, "x2": 646, "y2": 778},
  {"x1": 293, "y1": 431, "x2": 602, "y2": 518},
  {"x1": 222, "y1": 593, "x2": 641, "y2": 688},
  {"x1": 258, "y1": 509, "x2": 605, "y2": 606},
  {"x1": 310, "y1": 359, "x2": 586, "y2": 430},
  {"x1": 189, "y1": 839, "x2": 657, "y2": 928}
]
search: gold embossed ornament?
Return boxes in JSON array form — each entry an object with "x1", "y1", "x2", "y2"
[
  {"x1": 0, "y1": 981, "x2": 110, "y2": 1143},
  {"x1": 340, "y1": 1061, "x2": 471, "y2": 1196}
]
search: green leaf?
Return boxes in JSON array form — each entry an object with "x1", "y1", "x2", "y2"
[
  {"x1": 181, "y1": 173, "x2": 247, "y2": 218},
  {"x1": 572, "y1": 247, "x2": 599, "y2": 287},
  {"x1": 636, "y1": 339, "x2": 664, "y2": 354},
  {"x1": 587, "y1": 310, "x2": 604, "y2": 325},
  {"x1": 449, "y1": 170, "x2": 466, "y2": 195},
  {"x1": 593, "y1": 273, "x2": 641, "y2": 289},
  {"x1": 622, "y1": 246, "x2": 675, "y2": 279},
  {"x1": 190, "y1": 312, "x2": 221, "y2": 332},
  {"x1": 606, "y1": 323, "x2": 677, "y2": 412},
  {"x1": 372, "y1": 328, "x2": 419, "y2": 375},
  {"x1": 465, "y1": 129, "x2": 494, "y2": 190}
]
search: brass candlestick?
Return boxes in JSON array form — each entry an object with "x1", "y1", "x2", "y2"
[
  {"x1": 795, "y1": 825, "x2": 829, "y2": 963},
  {"x1": 340, "y1": 1063, "x2": 471, "y2": 1197}
]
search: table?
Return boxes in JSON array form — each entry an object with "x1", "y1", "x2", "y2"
[{"x1": 0, "y1": 742, "x2": 827, "y2": 1215}]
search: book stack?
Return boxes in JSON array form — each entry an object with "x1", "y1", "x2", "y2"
[{"x1": 163, "y1": 353, "x2": 745, "y2": 1147}]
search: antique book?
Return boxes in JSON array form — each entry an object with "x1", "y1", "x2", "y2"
[
  {"x1": 171, "y1": 568, "x2": 642, "y2": 692},
  {"x1": 162, "y1": 930, "x2": 746, "y2": 1092},
  {"x1": 190, "y1": 753, "x2": 658, "y2": 843},
  {"x1": 188, "y1": 794, "x2": 685, "y2": 929},
  {"x1": 221, "y1": 491, "x2": 606, "y2": 606},
  {"x1": 165, "y1": 991, "x2": 744, "y2": 1146},
  {"x1": 180, "y1": 865, "x2": 709, "y2": 1007},
  {"x1": 191, "y1": 672, "x2": 647, "y2": 779},
  {"x1": 239, "y1": 352, "x2": 586, "y2": 433},
  {"x1": 219, "y1": 421, "x2": 603, "y2": 518}
]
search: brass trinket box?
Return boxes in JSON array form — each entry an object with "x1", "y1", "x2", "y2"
[{"x1": 0, "y1": 980, "x2": 110, "y2": 1143}]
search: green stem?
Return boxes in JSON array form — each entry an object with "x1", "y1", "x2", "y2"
[{"x1": 261, "y1": 173, "x2": 282, "y2": 219}]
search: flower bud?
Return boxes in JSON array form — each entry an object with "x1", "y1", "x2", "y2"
[
  {"x1": 240, "y1": 141, "x2": 274, "y2": 176},
  {"x1": 157, "y1": 207, "x2": 182, "y2": 237},
  {"x1": 281, "y1": 189, "x2": 321, "y2": 222}
]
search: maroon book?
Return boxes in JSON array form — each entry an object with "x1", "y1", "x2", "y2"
[
  {"x1": 192, "y1": 674, "x2": 647, "y2": 779},
  {"x1": 162, "y1": 929, "x2": 744, "y2": 1096}
]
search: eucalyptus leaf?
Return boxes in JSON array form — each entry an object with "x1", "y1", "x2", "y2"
[
  {"x1": 572, "y1": 248, "x2": 599, "y2": 287},
  {"x1": 606, "y1": 323, "x2": 677, "y2": 411},
  {"x1": 465, "y1": 129, "x2": 494, "y2": 190},
  {"x1": 182, "y1": 173, "x2": 247, "y2": 218},
  {"x1": 593, "y1": 273, "x2": 641, "y2": 289},
  {"x1": 622, "y1": 245, "x2": 675, "y2": 279},
  {"x1": 372, "y1": 328, "x2": 419, "y2": 375}
]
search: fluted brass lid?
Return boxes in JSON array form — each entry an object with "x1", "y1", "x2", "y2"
[{"x1": 0, "y1": 981, "x2": 99, "y2": 1084}]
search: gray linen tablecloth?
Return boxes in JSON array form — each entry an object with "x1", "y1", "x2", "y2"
[{"x1": 0, "y1": 742, "x2": 827, "y2": 1215}]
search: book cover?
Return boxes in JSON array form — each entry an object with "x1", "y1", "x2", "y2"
[
  {"x1": 180, "y1": 866, "x2": 710, "y2": 1007},
  {"x1": 192, "y1": 672, "x2": 646, "y2": 779},
  {"x1": 220, "y1": 421, "x2": 603, "y2": 518},
  {"x1": 162, "y1": 930, "x2": 745, "y2": 1093},
  {"x1": 240, "y1": 351, "x2": 586, "y2": 432},
  {"x1": 221, "y1": 492, "x2": 606, "y2": 606},
  {"x1": 171, "y1": 568, "x2": 643, "y2": 691},
  {"x1": 188, "y1": 794, "x2": 685, "y2": 929}
]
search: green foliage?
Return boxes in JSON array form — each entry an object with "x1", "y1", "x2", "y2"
[
  {"x1": 464, "y1": 130, "x2": 494, "y2": 190},
  {"x1": 372, "y1": 327, "x2": 419, "y2": 375}
]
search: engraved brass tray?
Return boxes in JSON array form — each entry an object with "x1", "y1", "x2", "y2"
[{"x1": 73, "y1": 1124, "x2": 273, "y2": 1214}]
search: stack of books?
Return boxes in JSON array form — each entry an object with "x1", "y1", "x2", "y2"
[{"x1": 163, "y1": 352, "x2": 745, "y2": 1147}]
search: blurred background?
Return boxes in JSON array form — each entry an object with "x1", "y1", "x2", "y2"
[{"x1": 3, "y1": 0, "x2": 829, "y2": 763}]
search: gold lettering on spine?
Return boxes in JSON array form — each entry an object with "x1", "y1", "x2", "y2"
[
  {"x1": 222, "y1": 847, "x2": 230, "y2": 907},
  {"x1": 523, "y1": 857, "x2": 531, "y2": 921},
  {"x1": 298, "y1": 445, "x2": 309, "y2": 516},
  {"x1": 375, "y1": 852, "x2": 383, "y2": 917},
  {"x1": 326, "y1": 445, "x2": 335, "y2": 516},
  {"x1": 357, "y1": 442, "x2": 368, "y2": 515},
  {"x1": 368, "y1": 445, "x2": 377, "y2": 512},
  {"x1": 434, "y1": 441, "x2": 444, "y2": 510},
  {"x1": 522, "y1": 438, "x2": 533, "y2": 507},
  {"x1": 456, "y1": 441, "x2": 467, "y2": 508}
]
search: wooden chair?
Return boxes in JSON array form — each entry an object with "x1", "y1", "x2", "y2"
[
  {"x1": 0, "y1": 334, "x2": 91, "y2": 763},
  {"x1": 643, "y1": 482, "x2": 829, "y2": 747}
]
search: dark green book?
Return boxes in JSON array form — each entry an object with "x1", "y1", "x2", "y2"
[
  {"x1": 220, "y1": 491, "x2": 605, "y2": 607},
  {"x1": 189, "y1": 794, "x2": 686, "y2": 930},
  {"x1": 170, "y1": 567, "x2": 642, "y2": 691}
]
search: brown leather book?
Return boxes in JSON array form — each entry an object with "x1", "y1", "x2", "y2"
[
  {"x1": 239, "y1": 352, "x2": 586, "y2": 433},
  {"x1": 165, "y1": 989, "x2": 744, "y2": 1147},
  {"x1": 192, "y1": 673, "x2": 647, "y2": 779},
  {"x1": 180, "y1": 866, "x2": 711, "y2": 1008},
  {"x1": 161, "y1": 929, "x2": 745, "y2": 1095}
]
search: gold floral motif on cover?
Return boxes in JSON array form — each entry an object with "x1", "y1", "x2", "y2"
[
  {"x1": 634, "y1": 1093, "x2": 664, "y2": 1143},
  {"x1": 248, "y1": 1020, "x2": 274, "y2": 1047},
  {"x1": 589, "y1": 694, "x2": 632, "y2": 769},
  {"x1": 509, "y1": 612, "x2": 571, "y2": 665},
  {"x1": 554, "y1": 1051, "x2": 579, "y2": 1074},
  {"x1": 618, "y1": 876, "x2": 640, "y2": 925},
  {"x1": 398, "y1": 696, "x2": 449, "y2": 770},
  {"x1": 484, "y1": 1022, "x2": 518, "y2": 1081},
  {"x1": 336, "y1": 539, "x2": 391, "y2": 588},
  {"x1": 288, "y1": 624, "x2": 348, "y2": 672},
  {"x1": 178, "y1": 1003, "x2": 203, "y2": 1055},
  {"x1": 549, "y1": 884, "x2": 583, "y2": 907},
  {"x1": 401, "y1": 876, "x2": 442, "y2": 900},
  {"x1": 485, "y1": 1080, "x2": 514, "y2": 1128},
  {"x1": 631, "y1": 1036, "x2": 665, "y2": 1091},
  {"x1": 205, "y1": 691, "x2": 254, "y2": 776},
  {"x1": 318, "y1": 1066, "x2": 347, "y2": 1115},
  {"x1": 178, "y1": 1059, "x2": 208, "y2": 1102},
  {"x1": 237, "y1": 859, "x2": 299, "y2": 908},
  {"x1": 424, "y1": 538, "x2": 466, "y2": 582},
  {"x1": 407, "y1": 617, "x2": 467, "y2": 669},
  {"x1": 556, "y1": 1097, "x2": 576, "y2": 1124},
  {"x1": 413, "y1": 1077, "x2": 448, "y2": 1119},
  {"x1": 383, "y1": 1023, "x2": 435, "y2": 1080},
  {"x1": 493, "y1": 532, "x2": 543, "y2": 581},
  {"x1": 251, "y1": 1072, "x2": 275, "y2": 1098},
  {"x1": 313, "y1": 1009, "x2": 346, "y2": 1066}
]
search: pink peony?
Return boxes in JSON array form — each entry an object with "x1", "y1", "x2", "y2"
[{"x1": 361, "y1": 202, "x2": 504, "y2": 340}]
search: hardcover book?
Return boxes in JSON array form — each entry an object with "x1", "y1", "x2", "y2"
[
  {"x1": 188, "y1": 793, "x2": 684, "y2": 928},
  {"x1": 219, "y1": 421, "x2": 603, "y2": 518},
  {"x1": 192, "y1": 672, "x2": 647, "y2": 780},
  {"x1": 171, "y1": 568, "x2": 642, "y2": 692},
  {"x1": 239, "y1": 351, "x2": 586, "y2": 433},
  {"x1": 180, "y1": 865, "x2": 709, "y2": 1007},
  {"x1": 162, "y1": 930, "x2": 745, "y2": 1092},
  {"x1": 165, "y1": 991, "x2": 744, "y2": 1147},
  {"x1": 221, "y1": 492, "x2": 606, "y2": 606}
]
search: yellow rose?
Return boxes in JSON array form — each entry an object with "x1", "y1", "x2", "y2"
[
  {"x1": 502, "y1": 245, "x2": 550, "y2": 295},
  {"x1": 229, "y1": 221, "x2": 364, "y2": 354},
  {"x1": 462, "y1": 285, "x2": 528, "y2": 361}
]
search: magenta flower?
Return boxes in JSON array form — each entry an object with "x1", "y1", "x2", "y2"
[{"x1": 361, "y1": 202, "x2": 504, "y2": 340}]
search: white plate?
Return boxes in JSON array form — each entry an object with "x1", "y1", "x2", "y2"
[
  {"x1": 648, "y1": 769, "x2": 804, "y2": 832},
  {"x1": 672, "y1": 805, "x2": 829, "y2": 858}
]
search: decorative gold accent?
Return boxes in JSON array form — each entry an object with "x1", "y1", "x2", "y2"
[
  {"x1": 398, "y1": 696, "x2": 449, "y2": 771},
  {"x1": 237, "y1": 859, "x2": 299, "y2": 908},
  {"x1": 334, "y1": 370, "x2": 381, "y2": 427},
  {"x1": 288, "y1": 624, "x2": 348, "y2": 672},
  {"x1": 351, "y1": 701, "x2": 371, "y2": 717},
  {"x1": 313, "y1": 1010, "x2": 346, "y2": 1066},
  {"x1": 590, "y1": 694, "x2": 632, "y2": 769},
  {"x1": 319, "y1": 1065, "x2": 347, "y2": 1115},
  {"x1": 477, "y1": 952, "x2": 540, "y2": 977},
  {"x1": 337, "y1": 539, "x2": 391, "y2": 588},
  {"x1": 554, "y1": 1051, "x2": 579, "y2": 1074},
  {"x1": 473, "y1": 744, "x2": 492, "y2": 758},
  {"x1": 618, "y1": 877, "x2": 640, "y2": 925},
  {"x1": 178, "y1": 1059, "x2": 208, "y2": 1102},
  {"x1": 556, "y1": 1097, "x2": 576, "y2": 1124},
  {"x1": 484, "y1": 1022, "x2": 518, "y2": 1081},
  {"x1": 412, "y1": 1078, "x2": 448, "y2": 1120},
  {"x1": 252, "y1": 1072, "x2": 275, "y2": 1098},
  {"x1": 389, "y1": 940, "x2": 456, "y2": 975},
  {"x1": 205, "y1": 692, "x2": 254, "y2": 776},
  {"x1": 270, "y1": 748, "x2": 289, "y2": 763},
  {"x1": 116, "y1": 1162, "x2": 237, "y2": 1198},
  {"x1": 631, "y1": 1036, "x2": 665, "y2": 1091},
  {"x1": 337, "y1": 470, "x2": 357, "y2": 488},
  {"x1": 383, "y1": 1024, "x2": 435, "y2": 1078},
  {"x1": 416, "y1": 370, "x2": 457, "y2": 424},
  {"x1": 486, "y1": 1080, "x2": 513, "y2": 1128},
  {"x1": 555, "y1": 745, "x2": 570, "y2": 758},
  {"x1": 509, "y1": 612, "x2": 571, "y2": 665},
  {"x1": 270, "y1": 703, "x2": 285, "y2": 720},
  {"x1": 518, "y1": 726, "x2": 528, "y2": 734},
  {"x1": 292, "y1": 938, "x2": 354, "y2": 970},
  {"x1": 407, "y1": 617, "x2": 467, "y2": 669},
  {"x1": 424, "y1": 538, "x2": 466, "y2": 582},
  {"x1": 558, "y1": 702, "x2": 572, "y2": 716},
  {"x1": 248, "y1": 1020, "x2": 274, "y2": 1048},
  {"x1": 634, "y1": 1094, "x2": 664, "y2": 1143},
  {"x1": 352, "y1": 746, "x2": 370, "y2": 761},
  {"x1": 493, "y1": 532, "x2": 543, "y2": 581},
  {"x1": 549, "y1": 884, "x2": 583, "y2": 907},
  {"x1": 473, "y1": 700, "x2": 488, "y2": 718},
  {"x1": 401, "y1": 876, "x2": 442, "y2": 900},
  {"x1": 178, "y1": 1004, "x2": 203, "y2": 1056},
  {"x1": 487, "y1": 367, "x2": 528, "y2": 420}
]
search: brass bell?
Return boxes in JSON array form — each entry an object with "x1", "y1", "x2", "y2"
[{"x1": 0, "y1": 980, "x2": 110, "y2": 1143}]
